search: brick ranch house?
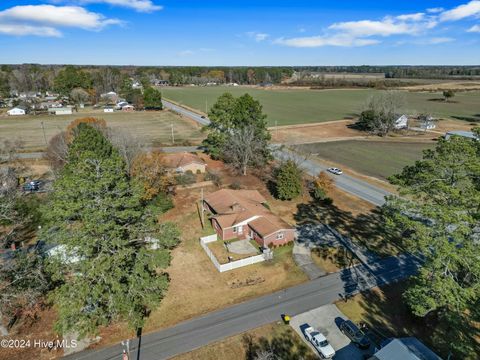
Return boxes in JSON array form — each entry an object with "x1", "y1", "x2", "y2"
[
  {"x1": 164, "y1": 152, "x2": 206, "y2": 174},
  {"x1": 203, "y1": 189, "x2": 295, "y2": 247}
]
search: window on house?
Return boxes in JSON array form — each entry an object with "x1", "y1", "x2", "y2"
[
  {"x1": 276, "y1": 232, "x2": 284, "y2": 240},
  {"x1": 233, "y1": 226, "x2": 237, "y2": 233}
]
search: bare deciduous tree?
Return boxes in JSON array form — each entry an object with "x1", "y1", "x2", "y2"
[
  {"x1": 106, "y1": 128, "x2": 145, "y2": 171},
  {"x1": 223, "y1": 126, "x2": 266, "y2": 176}
]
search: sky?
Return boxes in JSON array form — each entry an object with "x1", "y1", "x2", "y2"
[{"x1": 0, "y1": 0, "x2": 479, "y2": 65}]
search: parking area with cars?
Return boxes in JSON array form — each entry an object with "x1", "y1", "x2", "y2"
[{"x1": 290, "y1": 304, "x2": 372, "y2": 360}]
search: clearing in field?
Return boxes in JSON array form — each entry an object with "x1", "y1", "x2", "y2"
[
  {"x1": 161, "y1": 86, "x2": 480, "y2": 126},
  {"x1": 295, "y1": 139, "x2": 435, "y2": 180},
  {"x1": 0, "y1": 108, "x2": 205, "y2": 151}
]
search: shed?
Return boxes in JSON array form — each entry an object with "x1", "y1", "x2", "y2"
[
  {"x1": 445, "y1": 130, "x2": 478, "y2": 141},
  {"x1": 7, "y1": 107, "x2": 26, "y2": 116},
  {"x1": 48, "y1": 107, "x2": 73, "y2": 115},
  {"x1": 394, "y1": 114, "x2": 409, "y2": 129},
  {"x1": 370, "y1": 337, "x2": 441, "y2": 360},
  {"x1": 104, "y1": 106, "x2": 114, "y2": 113}
]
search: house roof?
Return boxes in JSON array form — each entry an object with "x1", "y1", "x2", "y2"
[
  {"x1": 205, "y1": 189, "x2": 292, "y2": 237},
  {"x1": 164, "y1": 152, "x2": 205, "y2": 169},
  {"x1": 373, "y1": 338, "x2": 442, "y2": 360},
  {"x1": 446, "y1": 130, "x2": 478, "y2": 139}
]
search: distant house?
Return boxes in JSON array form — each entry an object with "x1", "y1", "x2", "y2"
[
  {"x1": 154, "y1": 80, "x2": 169, "y2": 86},
  {"x1": 419, "y1": 115, "x2": 436, "y2": 130},
  {"x1": 104, "y1": 106, "x2": 114, "y2": 113},
  {"x1": 394, "y1": 114, "x2": 409, "y2": 129},
  {"x1": 445, "y1": 130, "x2": 478, "y2": 141},
  {"x1": 369, "y1": 337, "x2": 442, "y2": 360},
  {"x1": 132, "y1": 81, "x2": 143, "y2": 89},
  {"x1": 122, "y1": 104, "x2": 135, "y2": 112},
  {"x1": 164, "y1": 152, "x2": 206, "y2": 173},
  {"x1": 115, "y1": 101, "x2": 129, "y2": 110},
  {"x1": 203, "y1": 189, "x2": 295, "y2": 247},
  {"x1": 48, "y1": 106, "x2": 73, "y2": 115},
  {"x1": 7, "y1": 107, "x2": 26, "y2": 116}
]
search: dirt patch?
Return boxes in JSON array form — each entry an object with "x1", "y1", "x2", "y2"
[
  {"x1": 271, "y1": 119, "x2": 365, "y2": 144},
  {"x1": 400, "y1": 81, "x2": 480, "y2": 92}
]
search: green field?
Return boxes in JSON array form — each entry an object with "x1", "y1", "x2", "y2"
[
  {"x1": 0, "y1": 109, "x2": 205, "y2": 151},
  {"x1": 295, "y1": 140, "x2": 436, "y2": 180},
  {"x1": 161, "y1": 86, "x2": 480, "y2": 126}
]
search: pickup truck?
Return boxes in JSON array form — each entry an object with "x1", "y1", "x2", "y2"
[{"x1": 304, "y1": 325, "x2": 336, "y2": 359}]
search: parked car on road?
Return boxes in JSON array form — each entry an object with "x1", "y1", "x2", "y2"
[
  {"x1": 327, "y1": 167, "x2": 343, "y2": 175},
  {"x1": 339, "y1": 320, "x2": 370, "y2": 349},
  {"x1": 304, "y1": 325, "x2": 336, "y2": 358}
]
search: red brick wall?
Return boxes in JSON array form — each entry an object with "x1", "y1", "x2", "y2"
[{"x1": 263, "y1": 229, "x2": 295, "y2": 247}]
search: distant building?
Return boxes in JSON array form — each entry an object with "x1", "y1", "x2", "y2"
[
  {"x1": 394, "y1": 114, "x2": 409, "y2": 129},
  {"x1": 132, "y1": 81, "x2": 143, "y2": 89},
  {"x1": 7, "y1": 107, "x2": 26, "y2": 116},
  {"x1": 154, "y1": 80, "x2": 169, "y2": 86},
  {"x1": 104, "y1": 106, "x2": 114, "y2": 113},
  {"x1": 122, "y1": 104, "x2": 135, "y2": 112},
  {"x1": 164, "y1": 152, "x2": 206, "y2": 174},
  {"x1": 445, "y1": 130, "x2": 478, "y2": 141},
  {"x1": 369, "y1": 337, "x2": 442, "y2": 360},
  {"x1": 115, "y1": 101, "x2": 129, "y2": 110},
  {"x1": 48, "y1": 106, "x2": 73, "y2": 115}
]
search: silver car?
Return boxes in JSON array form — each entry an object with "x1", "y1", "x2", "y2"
[{"x1": 327, "y1": 167, "x2": 343, "y2": 175}]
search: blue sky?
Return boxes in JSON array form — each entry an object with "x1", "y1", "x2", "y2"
[{"x1": 0, "y1": 0, "x2": 479, "y2": 65}]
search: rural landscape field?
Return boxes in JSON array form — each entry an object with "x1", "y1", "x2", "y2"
[
  {"x1": 162, "y1": 86, "x2": 480, "y2": 126},
  {"x1": 1, "y1": 1, "x2": 480, "y2": 360}
]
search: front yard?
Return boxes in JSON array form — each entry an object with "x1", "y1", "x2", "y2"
[{"x1": 93, "y1": 186, "x2": 308, "y2": 347}]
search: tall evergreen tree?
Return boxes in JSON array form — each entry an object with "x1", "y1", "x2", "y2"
[
  {"x1": 144, "y1": 87, "x2": 163, "y2": 110},
  {"x1": 43, "y1": 124, "x2": 179, "y2": 336},
  {"x1": 383, "y1": 132, "x2": 480, "y2": 358},
  {"x1": 274, "y1": 160, "x2": 303, "y2": 200}
]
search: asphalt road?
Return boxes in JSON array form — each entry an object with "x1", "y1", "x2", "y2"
[
  {"x1": 65, "y1": 254, "x2": 420, "y2": 360},
  {"x1": 273, "y1": 147, "x2": 391, "y2": 207},
  {"x1": 162, "y1": 99, "x2": 210, "y2": 126}
]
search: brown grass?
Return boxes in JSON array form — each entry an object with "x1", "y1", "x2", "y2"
[{"x1": 0, "y1": 108, "x2": 205, "y2": 151}]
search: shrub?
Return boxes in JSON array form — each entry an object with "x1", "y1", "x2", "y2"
[
  {"x1": 205, "y1": 170, "x2": 222, "y2": 187},
  {"x1": 147, "y1": 192, "x2": 174, "y2": 213},
  {"x1": 229, "y1": 180, "x2": 241, "y2": 190},
  {"x1": 175, "y1": 172, "x2": 196, "y2": 185}
]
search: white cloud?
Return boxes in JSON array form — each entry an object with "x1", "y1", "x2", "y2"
[
  {"x1": 0, "y1": 5, "x2": 121, "y2": 36},
  {"x1": 439, "y1": 1, "x2": 480, "y2": 21},
  {"x1": 0, "y1": 24, "x2": 61, "y2": 37},
  {"x1": 420, "y1": 37, "x2": 455, "y2": 44},
  {"x1": 274, "y1": 34, "x2": 380, "y2": 48},
  {"x1": 427, "y1": 7, "x2": 444, "y2": 14},
  {"x1": 246, "y1": 31, "x2": 269, "y2": 42},
  {"x1": 75, "y1": 0, "x2": 163, "y2": 13},
  {"x1": 396, "y1": 13, "x2": 425, "y2": 21},
  {"x1": 468, "y1": 24, "x2": 480, "y2": 32}
]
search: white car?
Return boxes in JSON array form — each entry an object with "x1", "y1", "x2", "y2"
[
  {"x1": 304, "y1": 326, "x2": 336, "y2": 359},
  {"x1": 327, "y1": 167, "x2": 343, "y2": 175}
]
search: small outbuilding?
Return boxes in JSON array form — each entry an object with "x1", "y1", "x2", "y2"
[
  {"x1": 48, "y1": 107, "x2": 73, "y2": 115},
  {"x1": 104, "y1": 106, "x2": 114, "y2": 113},
  {"x1": 445, "y1": 130, "x2": 478, "y2": 141},
  {"x1": 122, "y1": 105, "x2": 135, "y2": 112},
  {"x1": 394, "y1": 114, "x2": 409, "y2": 130},
  {"x1": 7, "y1": 107, "x2": 26, "y2": 116}
]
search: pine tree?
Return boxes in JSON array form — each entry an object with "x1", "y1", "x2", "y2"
[
  {"x1": 275, "y1": 160, "x2": 303, "y2": 200},
  {"x1": 43, "y1": 123, "x2": 179, "y2": 336}
]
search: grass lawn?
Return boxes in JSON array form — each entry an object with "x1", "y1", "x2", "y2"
[
  {"x1": 296, "y1": 140, "x2": 435, "y2": 180},
  {"x1": 162, "y1": 86, "x2": 480, "y2": 126},
  {"x1": 0, "y1": 108, "x2": 204, "y2": 151},
  {"x1": 173, "y1": 322, "x2": 317, "y2": 360}
]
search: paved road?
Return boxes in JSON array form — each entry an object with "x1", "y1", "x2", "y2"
[
  {"x1": 66, "y1": 254, "x2": 420, "y2": 360},
  {"x1": 274, "y1": 147, "x2": 392, "y2": 207},
  {"x1": 162, "y1": 99, "x2": 210, "y2": 126}
]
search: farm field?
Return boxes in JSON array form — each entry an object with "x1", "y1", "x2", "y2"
[
  {"x1": 161, "y1": 86, "x2": 480, "y2": 126},
  {"x1": 295, "y1": 140, "x2": 435, "y2": 180},
  {"x1": 0, "y1": 109, "x2": 205, "y2": 151}
]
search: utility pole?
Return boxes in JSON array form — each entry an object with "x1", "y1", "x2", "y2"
[
  {"x1": 40, "y1": 121, "x2": 48, "y2": 147},
  {"x1": 171, "y1": 123, "x2": 175, "y2": 144},
  {"x1": 201, "y1": 188, "x2": 205, "y2": 227},
  {"x1": 205, "y1": 98, "x2": 208, "y2": 114},
  {"x1": 275, "y1": 120, "x2": 278, "y2": 140}
]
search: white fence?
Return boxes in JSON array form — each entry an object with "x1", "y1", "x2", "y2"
[{"x1": 199, "y1": 234, "x2": 266, "y2": 272}]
